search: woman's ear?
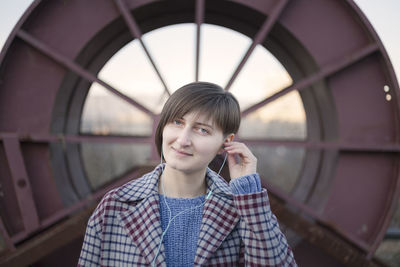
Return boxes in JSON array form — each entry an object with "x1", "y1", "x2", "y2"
[
  {"x1": 224, "y1": 133, "x2": 234, "y2": 144},
  {"x1": 226, "y1": 133, "x2": 235, "y2": 143},
  {"x1": 218, "y1": 133, "x2": 235, "y2": 154}
]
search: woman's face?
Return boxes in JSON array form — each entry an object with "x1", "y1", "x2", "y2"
[{"x1": 162, "y1": 111, "x2": 225, "y2": 175}]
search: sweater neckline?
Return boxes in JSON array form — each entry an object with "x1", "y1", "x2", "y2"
[{"x1": 158, "y1": 193, "x2": 205, "y2": 201}]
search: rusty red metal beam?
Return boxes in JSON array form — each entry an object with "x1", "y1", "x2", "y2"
[
  {"x1": 0, "y1": 132, "x2": 152, "y2": 145},
  {"x1": 346, "y1": 0, "x2": 400, "y2": 118},
  {"x1": 113, "y1": 0, "x2": 171, "y2": 96},
  {"x1": 1, "y1": 132, "x2": 400, "y2": 153},
  {"x1": 0, "y1": 0, "x2": 39, "y2": 65},
  {"x1": 265, "y1": 181, "x2": 372, "y2": 253},
  {"x1": 9, "y1": 165, "x2": 153, "y2": 244},
  {"x1": 242, "y1": 43, "x2": 380, "y2": 116},
  {"x1": 16, "y1": 30, "x2": 154, "y2": 117},
  {"x1": 0, "y1": 166, "x2": 155, "y2": 265},
  {"x1": 0, "y1": 203, "x2": 95, "y2": 267},
  {"x1": 150, "y1": 115, "x2": 161, "y2": 161},
  {"x1": 224, "y1": 0, "x2": 290, "y2": 91},
  {"x1": 2, "y1": 136, "x2": 39, "y2": 235},
  {"x1": 268, "y1": 194, "x2": 388, "y2": 267},
  {"x1": 240, "y1": 138, "x2": 400, "y2": 153},
  {"x1": 195, "y1": 0, "x2": 205, "y2": 82},
  {"x1": 366, "y1": 157, "x2": 400, "y2": 259}
]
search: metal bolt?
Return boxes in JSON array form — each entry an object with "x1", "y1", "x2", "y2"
[
  {"x1": 383, "y1": 85, "x2": 390, "y2": 92},
  {"x1": 17, "y1": 179, "x2": 27, "y2": 188}
]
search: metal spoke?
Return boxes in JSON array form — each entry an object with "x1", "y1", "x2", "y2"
[
  {"x1": 242, "y1": 43, "x2": 379, "y2": 116},
  {"x1": 224, "y1": 0, "x2": 290, "y2": 91},
  {"x1": 195, "y1": 0, "x2": 205, "y2": 82},
  {"x1": 0, "y1": 132, "x2": 153, "y2": 145},
  {"x1": 114, "y1": 0, "x2": 171, "y2": 96},
  {"x1": 41, "y1": 166, "x2": 142, "y2": 230},
  {"x1": 267, "y1": 183, "x2": 373, "y2": 255},
  {"x1": 60, "y1": 134, "x2": 153, "y2": 144},
  {"x1": 16, "y1": 30, "x2": 155, "y2": 117},
  {"x1": 241, "y1": 138, "x2": 400, "y2": 153},
  {"x1": 2, "y1": 136, "x2": 40, "y2": 235},
  {"x1": 3, "y1": 204, "x2": 94, "y2": 266},
  {"x1": 268, "y1": 194, "x2": 375, "y2": 261},
  {"x1": 1, "y1": 131, "x2": 398, "y2": 153}
]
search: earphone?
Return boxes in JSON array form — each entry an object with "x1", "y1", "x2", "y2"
[{"x1": 152, "y1": 147, "x2": 228, "y2": 266}]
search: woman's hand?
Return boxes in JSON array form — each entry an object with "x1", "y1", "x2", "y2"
[{"x1": 223, "y1": 141, "x2": 257, "y2": 179}]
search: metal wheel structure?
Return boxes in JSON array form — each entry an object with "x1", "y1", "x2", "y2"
[{"x1": 0, "y1": 0, "x2": 399, "y2": 266}]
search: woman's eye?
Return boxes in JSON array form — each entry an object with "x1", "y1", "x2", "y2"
[
  {"x1": 199, "y1": 128, "x2": 209, "y2": 134},
  {"x1": 173, "y1": 119, "x2": 183, "y2": 125}
]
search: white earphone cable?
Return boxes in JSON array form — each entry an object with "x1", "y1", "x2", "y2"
[{"x1": 152, "y1": 150, "x2": 227, "y2": 266}]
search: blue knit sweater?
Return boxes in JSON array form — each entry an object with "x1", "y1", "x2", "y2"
[{"x1": 159, "y1": 174, "x2": 261, "y2": 266}]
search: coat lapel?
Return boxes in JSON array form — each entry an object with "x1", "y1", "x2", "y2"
[
  {"x1": 118, "y1": 195, "x2": 166, "y2": 266},
  {"x1": 116, "y1": 164, "x2": 167, "y2": 266},
  {"x1": 194, "y1": 170, "x2": 240, "y2": 266}
]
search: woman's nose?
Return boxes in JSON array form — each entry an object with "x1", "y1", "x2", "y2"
[{"x1": 176, "y1": 128, "x2": 191, "y2": 146}]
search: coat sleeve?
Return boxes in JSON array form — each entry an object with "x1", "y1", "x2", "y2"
[{"x1": 234, "y1": 188, "x2": 297, "y2": 266}]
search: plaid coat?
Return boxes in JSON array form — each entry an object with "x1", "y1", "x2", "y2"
[{"x1": 78, "y1": 164, "x2": 297, "y2": 266}]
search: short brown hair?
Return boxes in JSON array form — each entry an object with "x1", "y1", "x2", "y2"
[{"x1": 155, "y1": 82, "x2": 241, "y2": 155}]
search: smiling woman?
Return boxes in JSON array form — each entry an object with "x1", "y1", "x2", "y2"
[{"x1": 78, "y1": 81, "x2": 297, "y2": 266}]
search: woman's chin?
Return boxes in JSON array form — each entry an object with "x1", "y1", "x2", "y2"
[{"x1": 165, "y1": 161, "x2": 204, "y2": 175}]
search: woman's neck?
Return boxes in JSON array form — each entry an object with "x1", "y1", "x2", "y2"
[{"x1": 159, "y1": 164, "x2": 207, "y2": 198}]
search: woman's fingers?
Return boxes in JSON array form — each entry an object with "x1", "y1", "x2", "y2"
[
  {"x1": 224, "y1": 142, "x2": 256, "y2": 162},
  {"x1": 223, "y1": 141, "x2": 257, "y2": 179}
]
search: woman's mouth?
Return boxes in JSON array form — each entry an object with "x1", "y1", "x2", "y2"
[{"x1": 172, "y1": 147, "x2": 193, "y2": 156}]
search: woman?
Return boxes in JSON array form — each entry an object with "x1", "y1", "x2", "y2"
[{"x1": 78, "y1": 82, "x2": 297, "y2": 266}]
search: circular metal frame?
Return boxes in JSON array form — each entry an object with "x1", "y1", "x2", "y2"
[
  {"x1": 0, "y1": 0, "x2": 399, "y2": 265},
  {"x1": 59, "y1": 1, "x2": 338, "y2": 209}
]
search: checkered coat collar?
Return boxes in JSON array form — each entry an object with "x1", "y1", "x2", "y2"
[
  {"x1": 115, "y1": 163, "x2": 233, "y2": 202},
  {"x1": 114, "y1": 163, "x2": 240, "y2": 266}
]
